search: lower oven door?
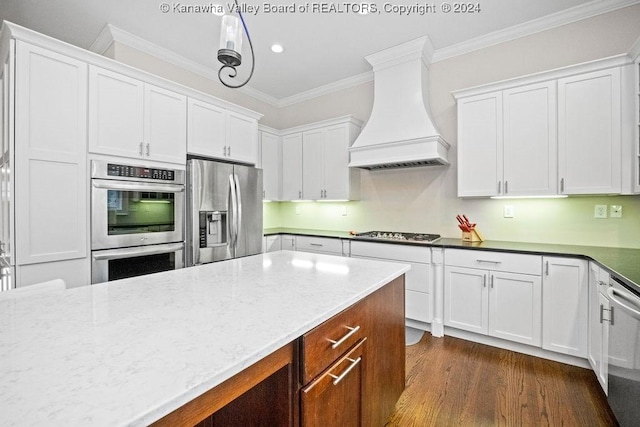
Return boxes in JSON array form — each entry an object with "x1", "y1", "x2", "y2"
[
  {"x1": 91, "y1": 242, "x2": 184, "y2": 284},
  {"x1": 606, "y1": 277, "x2": 640, "y2": 426}
]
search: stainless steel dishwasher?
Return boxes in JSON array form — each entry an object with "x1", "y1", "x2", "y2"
[{"x1": 606, "y1": 276, "x2": 640, "y2": 426}]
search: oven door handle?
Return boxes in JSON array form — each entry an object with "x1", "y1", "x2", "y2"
[
  {"x1": 92, "y1": 180, "x2": 184, "y2": 193},
  {"x1": 607, "y1": 286, "x2": 640, "y2": 321},
  {"x1": 92, "y1": 242, "x2": 184, "y2": 261}
]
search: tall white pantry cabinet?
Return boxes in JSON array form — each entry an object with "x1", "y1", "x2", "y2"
[{"x1": 2, "y1": 37, "x2": 90, "y2": 287}]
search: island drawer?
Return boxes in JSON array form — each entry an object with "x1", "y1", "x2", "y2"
[
  {"x1": 301, "y1": 299, "x2": 367, "y2": 383},
  {"x1": 445, "y1": 249, "x2": 542, "y2": 276}
]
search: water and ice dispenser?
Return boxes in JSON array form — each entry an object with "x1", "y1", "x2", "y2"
[{"x1": 199, "y1": 211, "x2": 227, "y2": 248}]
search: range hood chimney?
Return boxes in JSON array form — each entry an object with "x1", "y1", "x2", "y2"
[{"x1": 349, "y1": 36, "x2": 450, "y2": 170}]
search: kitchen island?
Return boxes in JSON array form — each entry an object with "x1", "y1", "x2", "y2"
[{"x1": 0, "y1": 251, "x2": 409, "y2": 426}]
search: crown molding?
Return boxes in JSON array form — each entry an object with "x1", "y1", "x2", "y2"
[
  {"x1": 432, "y1": 0, "x2": 640, "y2": 62},
  {"x1": 277, "y1": 71, "x2": 373, "y2": 108},
  {"x1": 89, "y1": 0, "x2": 640, "y2": 107}
]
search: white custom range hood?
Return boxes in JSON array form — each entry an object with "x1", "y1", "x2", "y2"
[{"x1": 349, "y1": 36, "x2": 450, "y2": 170}]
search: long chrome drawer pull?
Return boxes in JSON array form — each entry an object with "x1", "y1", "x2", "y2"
[
  {"x1": 327, "y1": 325, "x2": 360, "y2": 349},
  {"x1": 330, "y1": 357, "x2": 362, "y2": 386},
  {"x1": 476, "y1": 259, "x2": 501, "y2": 264},
  {"x1": 309, "y1": 243, "x2": 323, "y2": 247}
]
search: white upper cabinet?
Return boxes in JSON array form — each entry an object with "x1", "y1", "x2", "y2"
[
  {"x1": 301, "y1": 118, "x2": 361, "y2": 201},
  {"x1": 88, "y1": 66, "x2": 143, "y2": 159},
  {"x1": 457, "y1": 82, "x2": 557, "y2": 197},
  {"x1": 558, "y1": 68, "x2": 621, "y2": 194},
  {"x1": 144, "y1": 84, "x2": 187, "y2": 163},
  {"x1": 259, "y1": 129, "x2": 281, "y2": 200},
  {"x1": 226, "y1": 110, "x2": 257, "y2": 164},
  {"x1": 455, "y1": 58, "x2": 628, "y2": 197},
  {"x1": 457, "y1": 92, "x2": 502, "y2": 197},
  {"x1": 323, "y1": 123, "x2": 358, "y2": 200},
  {"x1": 14, "y1": 41, "x2": 88, "y2": 265},
  {"x1": 281, "y1": 132, "x2": 303, "y2": 200},
  {"x1": 302, "y1": 128, "x2": 324, "y2": 200},
  {"x1": 187, "y1": 98, "x2": 258, "y2": 165},
  {"x1": 503, "y1": 82, "x2": 557, "y2": 196},
  {"x1": 89, "y1": 66, "x2": 186, "y2": 165},
  {"x1": 187, "y1": 98, "x2": 225, "y2": 158}
]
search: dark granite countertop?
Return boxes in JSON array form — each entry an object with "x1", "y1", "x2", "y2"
[{"x1": 264, "y1": 228, "x2": 640, "y2": 292}]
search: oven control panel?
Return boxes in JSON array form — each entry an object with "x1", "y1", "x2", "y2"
[{"x1": 107, "y1": 163, "x2": 175, "y2": 181}]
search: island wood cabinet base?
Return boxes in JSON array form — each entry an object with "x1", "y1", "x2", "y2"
[{"x1": 151, "y1": 275, "x2": 406, "y2": 427}]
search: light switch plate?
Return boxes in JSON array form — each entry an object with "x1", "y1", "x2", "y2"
[
  {"x1": 503, "y1": 205, "x2": 514, "y2": 218},
  {"x1": 295, "y1": 205, "x2": 301, "y2": 215},
  {"x1": 610, "y1": 205, "x2": 622, "y2": 218},
  {"x1": 594, "y1": 205, "x2": 607, "y2": 219}
]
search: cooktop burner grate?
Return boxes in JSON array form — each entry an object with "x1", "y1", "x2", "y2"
[{"x1": 354, "y1": 231, "x2": 441, "y2": 243}]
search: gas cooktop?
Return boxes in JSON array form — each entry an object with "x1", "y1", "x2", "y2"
[{"x1": 354, "y1": 231, "x2": 441, "y2": 244}]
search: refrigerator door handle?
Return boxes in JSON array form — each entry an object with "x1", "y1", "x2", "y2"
[
  {"x1": 234, "y1": 174, "x2": 242, "y2": 249},
  {"x1": 228, "y1": 174, "x2": 239, "y2": 255}
]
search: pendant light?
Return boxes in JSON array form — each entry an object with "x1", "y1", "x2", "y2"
[{"x1": 217, "y1": 0, "x2": 255, "y2": 88}]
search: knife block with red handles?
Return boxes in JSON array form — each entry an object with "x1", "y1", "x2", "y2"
[
  {"x1": 456, "y1": 214, "x2": 484, "y2": 242},
  {"x1": 462, "y1": 229, "x2": 483, "y2": 242}
]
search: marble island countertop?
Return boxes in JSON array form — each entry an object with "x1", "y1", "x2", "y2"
[
  {"x1": 0, "y1": 251, "x2": 409, "y2": 426},
  {"x1": 264, "y1": 228, "x2": 640, "y2": 292}
]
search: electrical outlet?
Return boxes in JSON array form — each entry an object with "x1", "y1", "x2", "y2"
[
  {"x1": 503, "y1": 205, "x2": 514, "y2": 218},
  {"x1": 594, "y1": 205, "x2": 607, "y2": 219},
  {"x1": 610, "y1": 205, "x2": 622, "y2": 218},
  {"x1": 341, "y1": 206, "x2": 348, "y2": 216},
  {"x1": 295, "y1": 205, "x2": 301, "y2": 215}
]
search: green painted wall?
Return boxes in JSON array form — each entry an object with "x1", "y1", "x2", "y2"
[{"x1": 265, "y1": 194, "x2": 640, "y2": 249}]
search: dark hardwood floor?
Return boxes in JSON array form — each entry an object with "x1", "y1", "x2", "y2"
[{"x1": 386, "y1": 333, "x2": 618, "y2": 426}]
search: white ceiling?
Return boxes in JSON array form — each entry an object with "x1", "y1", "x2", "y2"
[{"x1": 1, "y1": 0, "x2": 636, "y2": 101}]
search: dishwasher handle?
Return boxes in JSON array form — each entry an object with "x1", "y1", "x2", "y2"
[{"x1": 607, "y1": 286, "x2": 640, "y2": 321}]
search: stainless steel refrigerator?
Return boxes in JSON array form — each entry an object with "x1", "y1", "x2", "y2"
[{"x1": 186, "y1": 158, "x2": 263, "y2": 266}]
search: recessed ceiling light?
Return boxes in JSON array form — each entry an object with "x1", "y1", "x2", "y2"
[{"x1": 270, "y1": 44, "x2": 284, "y2": 53}]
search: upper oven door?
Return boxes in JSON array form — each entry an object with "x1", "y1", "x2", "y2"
[{"x1": 91, "y1": 179, "x2": 184, "y2": 250}]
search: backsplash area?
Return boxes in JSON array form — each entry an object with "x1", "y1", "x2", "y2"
[{"x1": 264, "y1": 167, "x2": 640, "y2": 249}]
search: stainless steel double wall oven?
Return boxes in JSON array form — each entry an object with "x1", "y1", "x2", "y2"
[{"x1": 90, "y1": 160, "x2": 185, "y2": 283}]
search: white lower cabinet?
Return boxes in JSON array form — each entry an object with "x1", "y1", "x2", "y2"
[
  {"x1": 542, "y1": 256, "x2": 588, "y2": 357},
  {"x1": 444, "y1": 249, "x2": 542, "y2": 347},
  {"x1": 263, "y1": 235, "x2": 281, "y2": 253},
  {"x1": 588, "y1": 261, "x2": 610, "y2": 393},
  {"x1": 280, "y1": 234, "x2": 296, "y2": 251},
  {"x1": 350, "y1": 241, "x2": 433, "y2": 324}
]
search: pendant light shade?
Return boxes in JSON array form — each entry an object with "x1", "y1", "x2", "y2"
[
  {"x1": 217, "y1": 0, "x2": 254, "y2": 89},
  {"x1": 218, "y1": 15, "x2": 242, "y2": 67}
]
